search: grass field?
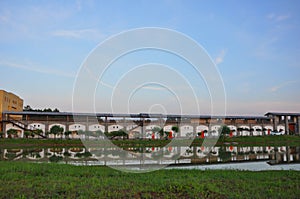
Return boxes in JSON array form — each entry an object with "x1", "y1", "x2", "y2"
[
  {"x1": 0, "y1": 135, "x2": 300, "y2": 149},
  {"x1": 0, "y1": 162, "x2": 299, "y2": 198}
]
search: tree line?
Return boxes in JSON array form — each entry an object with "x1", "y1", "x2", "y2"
[{"x1": 23, "y1": 105, "x2": 59, "y2": 112}]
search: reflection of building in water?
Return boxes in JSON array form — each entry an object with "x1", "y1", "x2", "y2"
[
  {"x1": 1, "y1": 111, "x2": 300, "y2": 139},
  {"x1": 2, "y1": 146, "x2": 299, "y2": 167},
  {"x1": 269, "y1": 146, "x2": 300, "y2": 165}
]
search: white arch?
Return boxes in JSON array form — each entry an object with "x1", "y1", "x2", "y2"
[
  {"x1": 180, "y1": 125, "x2": 194, "y2": 137},
  {"x1": 49, "y1": 124, "x2": 66, "y2": 131},
  {"x1": 29, "y1": 123, "x2": 46, "y2": 132},
  {"x1": 264, "y1": 125, "x2": 273, "y2": 135},
  {"x1": 196, "y1": 125, "x2": 209, "y2": 132},
  {"x1": 163, "y1": 125, "x2": 173, "y2": 132},
  {"x1": 108, "y1": 124, "x2": 123, "y2": 132},
  {"x1": 48, "y1": 124, "x2": 66, "y2": 139},
  {"x1": 88, "y1": 124, "x2": 105, "y2": 132},
  {"x1": 145, "y1": 125, "x2": 161, "y2": 139},
  {"x1": 69, "y1": 123, "x2": 86, "y2": 131},
  {"x1": 126, "y1": 124, "x2": 138, "y2": 131},
  {"x1": 196, "y1": 125, "x2": 209, "y2": 137},
  {"x1": 238, "y1": 125, "x2": 250, "y2": 136},
  {"x1": 5, "y1": 123, "x2": 23, "y2": 138},
  {"x1": 277, "y1": 125, "x2": 285, "y2": 132},
  {"x1": 211, "y1": 125, "x2": 221, "y2": 136},
  {"x1": 252, "y1": 125, "x2": 262, "y2": 136},
  {"x1": 227, "y1": 125, "x2": 237, "y2": 136}
]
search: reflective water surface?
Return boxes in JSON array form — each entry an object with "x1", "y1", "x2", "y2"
[{"x1": 1, "y1": 146, "x2": 300, "y2": 171}]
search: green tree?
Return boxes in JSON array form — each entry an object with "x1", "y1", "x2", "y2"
[
  {"x1": 24, "y1": 131, "x2": 31, "y2": 138},
  {"x1": 152, "y1": 127, "x2": 161, "y2": 139},
  {"x1": 218, "y1": 125, "x2": 231, "y2": 140},
  {"x1": 171, "y1": 126, "x2": 179, "y2": 138},
  {"x1": 65, "y1": 131, "x2": 72, "y2": 139},
  {"x1": 50, "y1": 125, "x2": 64, "y2": 139},
  {"x1": 171, "y1": 126, "x2": 179, "y2": 133},
  {"x1": 105, "y1": 130, "x2": 128, "y2": 139},
  {"x1": 0, "y1": 131, "x2": 4, "y2": 138},
  {"x1": 6, "y1": 129, "x2": 18, "y2": 138},
  {"x1": 33, "y1": 129, "x2": 44, "y2": 138}
]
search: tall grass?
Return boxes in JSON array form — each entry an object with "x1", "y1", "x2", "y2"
[{"x1": 0, "y1": 162, "x2": 299, "y2": 198}]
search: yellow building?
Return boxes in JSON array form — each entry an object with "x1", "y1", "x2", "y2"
[{"x1": 0, "y1": 90, "x2": 23, "y2": 131}]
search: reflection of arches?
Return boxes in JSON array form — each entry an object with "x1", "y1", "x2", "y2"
[
  {"x1": 68, "y1": 148, "x2": 85, "y2": 159},
  {"x1": 4, "y1": 149, "x2": 23, "y2": 160},
  {"x1": 196, "y1": 147, "x2": 207, "y2": 158},
  {"x1": 180, "y1": 147, "x2": 193, "y2": 157},
  {"x1": 47, "y1": 148, "x2": 65, "y2": 157},
  {"x1": 26, "y1": 149, "x2": 44, "y2": 160}
]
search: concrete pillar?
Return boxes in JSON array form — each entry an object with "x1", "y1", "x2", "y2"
[
  {"x1": 45, "y1": 123, "x2": 49, "y2": 137},
  {"x1": 141, "y1": 118, "x2": 145, "y2": 138},
  {"x1": 297, "y1": 116, "x2": 300, "y2": 136},
  {"x1": 85, "y1": 123, "x2": 89, "y2": 132},
  {"x1": 104, "y1": 117, "x2": 108, "y2": 133},
  {"x1": 285, "y1": 116, "x2": 289, "y2": 135},
  {"x1": 192, "y1": 124, "x2": 198, "y2": 138},
  {"x1": 65, "y1": 123, "x2": 69, "y2": 132},
  {"x1": 272, "y1": 116, "x2": 278, "y2": 133}
]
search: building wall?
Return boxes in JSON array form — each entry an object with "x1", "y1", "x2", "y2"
[{"x1": 0, "y1": 90, "x2": 23, "y2": 131}]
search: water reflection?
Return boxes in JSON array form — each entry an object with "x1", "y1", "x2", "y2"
[{"x1": 1, "y1": 146, "x2": 300, "y2": 168}]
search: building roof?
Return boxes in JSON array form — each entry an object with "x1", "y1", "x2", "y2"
[
  {"x1": 265, "y1": 112, "x2": 300, "y2": 117},
  {"x1": 2, "y1": 111, "x2": 269, "y2": 120}
]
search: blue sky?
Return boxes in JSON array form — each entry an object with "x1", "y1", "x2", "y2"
[{"x1": 0, "y1": 0, "x2": 299, "y2": 115}]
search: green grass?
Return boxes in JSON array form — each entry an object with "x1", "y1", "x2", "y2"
[
  {"x1": 0, "y1": 162, "x2": 299, "y2": 198},
  {"x1": 0, "y1": 135, "x2": 300, "y2": 149}
]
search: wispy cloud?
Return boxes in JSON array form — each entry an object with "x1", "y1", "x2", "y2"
[
  {"x1": 0, "y1": 61, "x2": 75, "y2": 78},
  {"x1": 142, "y1": 85, "x2": 166, "y2": 91},
  {"x1": 270, "y1": 80, "x2": 297, "y2": 92},
  {"x1": 51, "y1": 28, "x2": 105, "y2": 41},
  {"x1": 267, "y1": 13, "x2": 291, "y2": 22},
  {"x1": 214, "y1": 49, "x2": 227, "y2": 65}
]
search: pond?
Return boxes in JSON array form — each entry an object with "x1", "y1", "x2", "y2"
[{"x1": 1, "y1": 145, "x2": 299, "y2": 171}]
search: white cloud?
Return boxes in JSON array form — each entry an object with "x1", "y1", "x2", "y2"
[
  {"x1": 270, "y1": 80, "x2": 297, "y2": 92},
  {"x1": 51, "y1": 28, "x2": 105, "y2": 41},
  {"x1": 267, "y1": 13, "x2": 291, "y2": 22},
  {"x1": 0, "y1": 61, "x2": 75, "y2": 78},
  {"x1": 214, "y1": 49, "x2": 227, "y2": 65}
]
